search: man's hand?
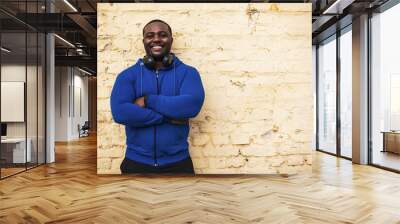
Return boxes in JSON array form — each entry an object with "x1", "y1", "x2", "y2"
[
  {"x1": 134, "y1": 97, "x2": 145, "y2": 108},
  {"x1": 168, "y1": 118, "x2": 189, "y2": 125}
]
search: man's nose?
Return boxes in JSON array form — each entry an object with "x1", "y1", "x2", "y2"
[{"x1": 153, "y1": 34, "x2": 161, "y2": 42}]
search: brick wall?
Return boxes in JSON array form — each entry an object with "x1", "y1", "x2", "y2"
[{"x1": 97, "y1": 3, "x2": 312, "y2": 174}]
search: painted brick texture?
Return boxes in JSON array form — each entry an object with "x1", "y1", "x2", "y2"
[{"x1": 97, "y1": 3, "x2": 312, "y2": 174}]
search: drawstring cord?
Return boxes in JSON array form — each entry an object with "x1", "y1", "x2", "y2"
[
  {"x1": 140, "y1": 60, "x2": 176, "y2": 96},
  {"x1": 173, "y1": 62, "x2": 176, "y2": 96},
  {"x1": 140, "y1": 62, "x2": 144, "y2": 96}
]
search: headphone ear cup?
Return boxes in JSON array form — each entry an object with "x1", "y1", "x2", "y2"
[
  {"x1": 143, "y1": 55, "x2": 155, "y2": 69},
  {"x1": 162, "y1": 54, "x2": 173, "y2": 67}
]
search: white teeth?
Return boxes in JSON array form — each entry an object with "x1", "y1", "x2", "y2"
[{"x1": 152, "y1": 46, "x2": 162, "y2": 49}]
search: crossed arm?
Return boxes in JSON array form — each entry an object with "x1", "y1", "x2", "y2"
[
  {"x1": 133, "y1": 97, "x2": 189, "y2": 125},
  {"x1": 110, "y1": 73, "x2": 164, "y2": 128},
  {"x1": 110, "y1": 69, "x2": 205, "y2": 128}
]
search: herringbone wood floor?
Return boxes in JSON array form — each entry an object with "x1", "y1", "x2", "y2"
[{"x1": 1, "y1": 134, "x2": 400, "y2": 224}]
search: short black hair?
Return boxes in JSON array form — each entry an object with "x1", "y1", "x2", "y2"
[{"x1": 142, "y1": 19, "x2": 172, "y2": 36}]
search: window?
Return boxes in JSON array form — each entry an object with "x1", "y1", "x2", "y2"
[
  {"x1": 339, "y1": 27, "x2": 352, "y2": 158},
  {"x1": 317, "y1": 35, "x2": 337, "y2": 154},
  {"x1": 371, "y1": 2, "x2": 400, "y2": 171}
]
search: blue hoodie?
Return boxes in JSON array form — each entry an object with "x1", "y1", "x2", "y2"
[{"x1": 110, "y1": 56, "x2": 205, "y2": 166}]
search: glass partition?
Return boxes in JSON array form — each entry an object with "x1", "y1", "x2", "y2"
[
  {"x1": 371, "y1": 3, "x2": 400, "y2": 171},
  {"x1": 317, "y1": 35, "x2": 337, "y2": 154},
  {"x1": 0, "y1": 1, "x2": 46, "y2": 179},
  {"x1": 1, "y1": 30, "x2": 28, "y2": 178}
]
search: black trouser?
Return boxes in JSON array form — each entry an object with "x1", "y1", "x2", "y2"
[{"x1": 120, "y1": 156, "x2": 195, "y2": 174}]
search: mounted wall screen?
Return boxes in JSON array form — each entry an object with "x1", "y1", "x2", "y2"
[{"x1": 1, "y1": 81, "x2": 25, "y2": 122}]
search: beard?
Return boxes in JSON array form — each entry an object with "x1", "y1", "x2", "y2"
[{"x1": 152, "y1": 52, "x2": 165, "y2": 60}]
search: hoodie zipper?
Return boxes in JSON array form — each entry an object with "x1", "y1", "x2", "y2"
[{"x1": 154, "y1": 70, "x2": 160, "y2": 167}]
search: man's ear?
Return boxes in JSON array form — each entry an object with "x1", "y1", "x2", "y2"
[{"x1": 171, "y1": 37, "x2": 174, "y2": 45}]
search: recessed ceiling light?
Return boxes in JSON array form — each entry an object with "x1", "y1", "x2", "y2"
[
  {"x1": 1, "y1": 47, "x2": 11, "y2": 53},
  {"x1": 63, "y1": 0, "x2": 78, "y2": 12},
  {"x1": 323, "y1": 0, "x2": 355, "y2": 15},
  {"x1": 54, "y1": 34, "x2": 75, "y2": 48},
  {"x1": 77, "y1": 67, "x2": 93, "y2": 76}
]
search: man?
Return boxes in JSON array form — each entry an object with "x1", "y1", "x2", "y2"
[{"x1": 110, "y1": 19, "x2": 205, "y2": 174}]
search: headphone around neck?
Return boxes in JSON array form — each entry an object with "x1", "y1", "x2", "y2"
[{"x1": 143, "y1": 54, "x2": 174, "y2": 70}]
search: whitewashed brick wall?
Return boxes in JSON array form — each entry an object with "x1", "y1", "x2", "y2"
[{"x1": 97, "y1": 3, "x2": 312, "y2": 174}]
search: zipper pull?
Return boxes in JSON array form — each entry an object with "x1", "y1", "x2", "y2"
[{"x1": 156, "y1": 70, "x2": 159, "y2": 78}]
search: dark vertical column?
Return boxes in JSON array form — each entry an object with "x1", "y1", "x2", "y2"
[
  {"x1": 0, "y1": 16, "x2": 2, "y2": 179},
  {"x1": 316, "y1": 45, "x2": 320, "y2": 150},
  {"x1": 336, "y1": 29, "x2": 341, "y2": 157},
  {"x1": 367, "y1": 11, "x2": 373, "y2": 165},
  {"x1": 25, "y1": 0, "x2": 28, "y2": 171},
  {"x1": 36, "y1": 0, "x2": 39, "y2": 167}
]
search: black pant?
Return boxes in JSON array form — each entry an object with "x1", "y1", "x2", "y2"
[{"x1": 120, "y1": 157, "x2": 195, "y2": 174}]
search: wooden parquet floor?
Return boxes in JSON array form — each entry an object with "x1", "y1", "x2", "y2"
[{"x1": 1, "y1": 134, "x2": 400, "y2": 224}]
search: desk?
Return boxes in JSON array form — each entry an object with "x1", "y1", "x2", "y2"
[
  {"x1": 381, "y1": 131, "x2": 400, "y2": 154},
  {"x1": 1, "y1": 138, "x2": 31, "y2": 163}
]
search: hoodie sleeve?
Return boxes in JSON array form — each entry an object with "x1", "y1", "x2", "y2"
[
  {"x1": 146, "y1": 67, "x2": 205, "y2": 119},
  {"x1": 110, "y1": 69, "x2": 164, "y2": 128}
]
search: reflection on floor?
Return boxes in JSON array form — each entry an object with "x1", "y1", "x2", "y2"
[
  {"x1": 373, "y1": 150, "x2": 400, "y2": 170},
  {"x1": 0, "y1": 167, "x2": 25, "y2": 177},
  {"x1": 1, "y1": 135, "x2": 400, "y2": 223},
  {"x1": 0, "y1": 163, "x2": 40, "y2": 178}
]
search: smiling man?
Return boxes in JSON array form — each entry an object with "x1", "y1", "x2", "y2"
[{"x1": 110, "y1": 19, "x2": 205, "y2": 174}]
